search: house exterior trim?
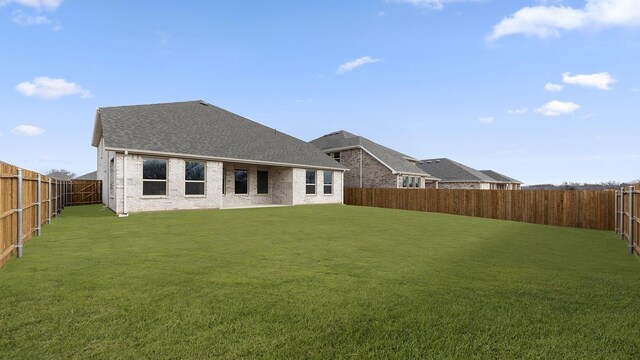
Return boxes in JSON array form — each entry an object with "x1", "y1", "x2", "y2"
[{"x1": 104, "y1": 147, "x2": 347, "y2": 172}]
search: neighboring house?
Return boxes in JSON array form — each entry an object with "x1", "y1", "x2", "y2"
[
  {"x1": 417, "y1": 158, "x2": 516, "y2": 190},
  {"x1": 75, "y1": 171, "x2": 97, "y2": 180},
  {"x1": 310, "y1": 131, "x2": 439, "y2": 189},
  {"x1": 479, "y1": 170, "x2": 522, "y2": 190},
  {"x1": 91, "y1": 100, "x2": 347, "y2": 215}
]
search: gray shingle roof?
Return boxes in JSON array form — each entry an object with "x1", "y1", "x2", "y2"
[
  {"x1": 92, "y1": 100, "x2": 346, "y2": 170},
  {"x1": 75, "y1": 171, "x2": 97, "y2": 180},
  {"x1": 480, "y1": 170, "x2": 522, "y2": 184},
  {"x1": 309, "y1": 131, "x2": 438, "y2": 179},
  {"x1": 417, "y1": 158, "x2": 496, "y2": 182}
]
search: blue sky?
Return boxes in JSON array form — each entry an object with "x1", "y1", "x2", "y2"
[{"x1": 0, "y1": 0, "x2": 638, "y2": 184}]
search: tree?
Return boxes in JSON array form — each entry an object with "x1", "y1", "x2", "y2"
[{"x1": 46, "y1": 169, "x2": 76, "y2": 179}]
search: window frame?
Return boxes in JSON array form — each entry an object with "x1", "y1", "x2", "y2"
[
  {"x1": 416, "y1": 177, "x2": 421, "y2": 189},
  {"x1": 332, "y1": 152, "x2": 341, "y2": 163},
  {"x1": 257, "y1": 170, "x2": 269, "y2": 195},
  {"x1": 323, "y1": 171, "x2": 333, "y2": 194},
  {"x1": 401, "y1": 175, "x2": 408, "y2": 188},
  {"x1": 184, "y1": 160, "x2": 206, "y2": 196},
  {"x1": 234, "y1": 169, "x2": 248, "y2": 195},
  {"x1": 142, "y1": 157, "x2": 168, "y2": 197},
  {"x1": 305, "y1": 170, "x2": 316, "y2": 195}
]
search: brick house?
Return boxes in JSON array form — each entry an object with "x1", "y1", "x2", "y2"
[
  {"x1": 91, "y1": 101, "x2": 347, "y2": 216},
  {"x1": 479, "y1": 170, "x2": 522, "y2": 190},
  {"x1": 310, "y1": 131, "x2": 439, "y2": 189},
  {"x1": 416, "y1": 158, "x2": 522, "y2": 190}
]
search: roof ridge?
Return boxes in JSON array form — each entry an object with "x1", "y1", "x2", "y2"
[{"x1": 98, "y1": 100, "x2": 203, "y2": 110}]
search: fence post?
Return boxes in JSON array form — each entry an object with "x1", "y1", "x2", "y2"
[
  {"x1": 55, "y1": 179, "x2": 58, "y2": 216},
  {"x1": 614, "y1": 190, "x2": 618, "y2": 234},
  {"x1": 48, "y1": 178, "x2": 52, "y2": 224},
  {"x1": 37, "y1": 174, "x2": 42, "y2": 236},
  {"x1": 621, "y1": 187, "x2": 625, "y2": 241},
  {"x1": 629, "y1": 186, "x2": 635, "y2": 255},
  {"x1": 16, "y1": 168, "x2": 23, "y2": 258}
]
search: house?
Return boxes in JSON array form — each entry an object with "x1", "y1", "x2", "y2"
[
  {"x1": 91, "y1": 100, "x2": 347, "y2": 215},
  {"x1": 479, "y1": 170, "x2": 522, "y2": 190},
  {"x1": 310, "y1": 131, "x2": 439, "y2": 189},
  {"x1": 417, "y1": 158, "x2": 520, "y2": 190},
  {"x1": 75, "y1": 171, "x2": 97, "y2": 180}
]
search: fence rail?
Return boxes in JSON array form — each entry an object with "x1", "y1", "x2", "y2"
[
  {"x1": 616, "y1": 185, "x2": 639, "y2": 256},
  {"x1": 344, "y1": 188, "x2": 615, "y2": 231},
  {"x1": 1, "y1": 161, "x2": 102, "y2": 268}
]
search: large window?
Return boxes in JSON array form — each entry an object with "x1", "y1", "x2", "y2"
[
  {"x1": 402, "y1": 176, "x2": 408, "y2": 188},
  {"x1": 235, "y1": 169, "x2": 248, "y2": 194},
  {"x1": 306, "y1": 170, "x2": 316, "y2": 194},
  {"x1": 257, "y1": 171, "x2": 269, "y2": 194},
  {"x1": 143, "y1": 158, "x2": 167, "y2": 196},
  {"x1": 185, "y1": 161, "x2": 205, "y2": 195},
  {"x1": 332, "y1": 152, "x2": 341, "y2": 163},
  {"x1": 409, "y1": 176, "x2": 415, "y2": 188},
  {"x1": 323, "y1": 171, "x2": 333, "y2": 194},
  {"x1": 416, "y1": 177, "x2": 421, "y2": 188}
]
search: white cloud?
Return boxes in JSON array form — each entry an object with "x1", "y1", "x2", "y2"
[
  {"x1": 479, "y1": 116, "x2": 495, "y2": 124},
  {"x1": 562, "y1": 72, "x2": 616, "y2": 90},
  {"x1": 337, "y1": 56, "x2": 380, "y2": 75},
  {"x1": 12, "y1": 10, "x2": 50, "y2": 25},
  {"x1": 544, "y1": 82, "x2": 563, "y2": 92},
  {"x1": 536, "y1": 100, "x2": 581, "y2": 116},
  {"x1": 15, "y1": 77, "x2": 91, "y2": 99},
  {"x1": 508, "y1": 108, "x2": 528, "y2": 114},
  {"x1": 489, "y1": 0, "x2": 640, "y2": 40},
  {"x1": 11, "y1": 124, "x2": 44, "y2": 136},
  {"x1": 0, "y1": 0, "x2": 63, "y2": 11}
]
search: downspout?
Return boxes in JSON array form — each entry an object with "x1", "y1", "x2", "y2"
[
  {"x1": 119, "y1": 151, "x2": 129, "y2": 217},
  {"x1": 340, "y1": 171, "x2": 344, "y2": 205},
  {"x1": 359, "y1": 148, "x2": 363, "y2": 188}
]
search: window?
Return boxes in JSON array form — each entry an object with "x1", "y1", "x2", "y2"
[
  {"x1": 416, "y1": 177, "x2": 421, "y2": 188},
  {"x1": 332, "y1": 152, "x2": 341, "y2": 163},
  {"x1": 235, "y1": 169, "x2": 248, "y2": 194},
  {"x1": 409, "y1": 177, "x2": 415, "y2": 188},
  {"x1": 185, "y1": 161, "x2": 205, "y2": 195},
  {"x1": 143, "y1": 158, "x2": 167, "y2": 196},
  {"x1": 402, "y1": 176, "x2": 408, "y2": 188},
  {"x1": 323, "y1": 171, "x2": 333, "y2": 194},
  {"x1": 306, "y1": 170, "x2": 316, "y2": 194},
  {"x1": 257, "y1": 171, "x2": 269, "y2": 194}
]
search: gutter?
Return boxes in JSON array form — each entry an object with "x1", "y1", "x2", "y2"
[{"x1": 104, "y1": 147, "x2": 347, "y2": 172}]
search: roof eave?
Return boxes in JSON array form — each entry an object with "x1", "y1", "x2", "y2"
[
  {"x1": 90, "y1": 110, "x2": 102, "y2": 147},
  {"x1": 104, "y1": 146, "x2": 348, "y2": 171}
]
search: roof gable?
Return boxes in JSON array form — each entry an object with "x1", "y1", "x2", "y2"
[
  {"x1": 93, "y1": 100, "x2": 346, "y2": 170},
  {"x1": 310, "y1": 131, "x2": 438, "y2": 179}
]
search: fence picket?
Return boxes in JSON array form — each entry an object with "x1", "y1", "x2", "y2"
[{"x1": 344, "y1": 188, "x2": 616, "y2": 231}]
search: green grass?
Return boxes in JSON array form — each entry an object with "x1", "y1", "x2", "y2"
[{"x1": 1, "y1": 204, "x2": 639, "y2": 359}]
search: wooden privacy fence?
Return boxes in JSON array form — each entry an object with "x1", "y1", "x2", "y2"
[
  {"x1": 615, "y1": 185, "x2": 639, "y2": 256},
  {"x1": 345, "y1": 188, "x2": 615, "y2": 231},
  {"x1": 0, "y1": 161, "x2": 102, "y2": 268}
]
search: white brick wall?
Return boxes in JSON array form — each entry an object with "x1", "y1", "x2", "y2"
[
  {"x1": 292, "y1": 168, "x2": 343, "y2": 205},
  {"x1": 97, "y1": 142, "x2": 344, "y2": 214}
]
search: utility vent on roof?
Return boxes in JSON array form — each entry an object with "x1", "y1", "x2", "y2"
[
  {"x1": 426, "y1": 161, "x2": 432, "y2": 163},
  {"x1": 199, "y1": 101, "x2": 210, "y2": 106},
  {"x1": 435, "y1": 160, "x2": 441, "y2": 163}
]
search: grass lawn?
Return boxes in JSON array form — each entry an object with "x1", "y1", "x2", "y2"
[{"x1": 1, "y1": 204, "x2": 639, "y2": 359}]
